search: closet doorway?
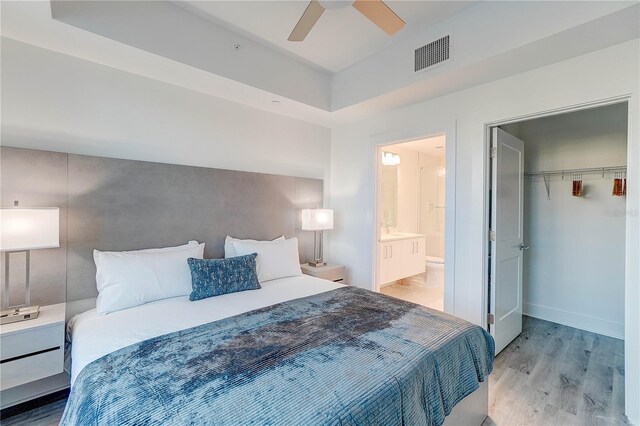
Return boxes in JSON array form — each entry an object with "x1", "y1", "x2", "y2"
[{"x1": 487, "y1": 102, "x2": 628, "y2": 354}]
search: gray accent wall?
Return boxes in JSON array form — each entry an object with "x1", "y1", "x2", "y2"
[
  {"x1": 1, "y1": 147, "x2": 323, "y2": 306},
  {"x1": 0, "y1": 148, "x2": 69, "y2": 307}
]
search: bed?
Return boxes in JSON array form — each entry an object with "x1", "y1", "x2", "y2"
[{"x1": 62, "y1": 275, "x2": 494, "y2": 425}]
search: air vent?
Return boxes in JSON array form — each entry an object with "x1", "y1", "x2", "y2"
[{"x1": 415, "y1": 35, "x2": 450, "y2": 72}]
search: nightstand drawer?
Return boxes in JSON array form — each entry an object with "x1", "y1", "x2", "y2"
[
  {"x1": 318, "y1": 267, "x2": 345, "y2": 282},
  {"x1": 0, "y1": 347, "x2": 64, "y2": 390},
  {"x1": 1, "y1": 323, "x2": 64, "y2": 361},
  {"x1": 301, "y1": 264, "x2": 346, "y2": 283}
]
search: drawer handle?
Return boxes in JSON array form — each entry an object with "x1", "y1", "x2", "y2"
[{"x1": 1, "y1": 346, "x2": 60, "y2": 364}]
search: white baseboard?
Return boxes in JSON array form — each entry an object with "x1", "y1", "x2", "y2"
[
  {"x1": 523, "y1": 302, "x2": 624, "y2": 340},
  {"x1": 380, "y1": 280, "x2": 401, "y2": 288}
]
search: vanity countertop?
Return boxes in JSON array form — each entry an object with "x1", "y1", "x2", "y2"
[{"x1": 379, "y1": 232, "x2": 425, "y2": 242}]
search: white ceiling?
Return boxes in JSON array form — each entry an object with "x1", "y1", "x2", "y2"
[
  {"x1": 1, "y1": 1, "x2": 335, "y2": 125},
  {"x1": 3, "y1": 1, "x2": 636, "y2": 128},
  {"x1": 178, "y1": 1, "x2": 477, "y2": 73},
  {"x1": 395, "y1": 135, "x2": 446, "y2": 158}
]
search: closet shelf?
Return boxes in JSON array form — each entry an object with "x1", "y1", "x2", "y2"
[{"x1": 524, "y1": 165, "x2": 626, "y2": 177}]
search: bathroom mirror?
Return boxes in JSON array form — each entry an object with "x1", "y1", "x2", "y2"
[{"x1": 380, "y1": 165, "x2": 398, "y2": 230}]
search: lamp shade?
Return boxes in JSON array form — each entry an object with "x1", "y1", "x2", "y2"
[
  {"x1": 0, "y1": 208, "x2": 60, "y2": 251},
  {"x1": 301, "y1": 209, "x2": 334, "y2": 231}
]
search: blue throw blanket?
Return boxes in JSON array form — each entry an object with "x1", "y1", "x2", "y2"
[{"x1": 61, "y1": 287, "x2": 494, "y2": 425}]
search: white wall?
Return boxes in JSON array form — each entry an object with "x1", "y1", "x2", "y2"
[
  {"x1": 393, "y1": 146, "x2": 420, "y2": 234},
  {"x1": 419, "y1": 153, "x2": 446, "y2": 259},
  {"x1": 50, "y1": 1, "x2": 332, "y2": 110},
  {"x1": 329, "y1": 39, "x2": 640, "y2": 422},
  {"x1": 0, "y1": 38, "x2": 331, "y2": 181},
  {"x1": 332, "y1": 2, "x2": 637, "y2": 110},
  {"x1": 377, "y1": 146, "x2": 443, "y2": 237},
  {"x1": 1, "y1": 37, "x2": 333, "y2": 275},
  {"x1": 502, "y1": 104, "x2": 627, "y2": 339}
]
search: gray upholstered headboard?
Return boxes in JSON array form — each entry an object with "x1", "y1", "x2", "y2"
[{"x1": 0, "y1": 147, "x2": 323, "y2": 308}]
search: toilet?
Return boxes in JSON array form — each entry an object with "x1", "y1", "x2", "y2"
[{"x1": 424, "y1": 256, "x2": 444, "y2": 288}]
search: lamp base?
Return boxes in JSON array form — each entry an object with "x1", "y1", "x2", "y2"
[
  {"x1": 307, "y1": 261, "x2": 326, "y2": 268},
  {"x1": 0, "y1": 305, "x2": 40, "y2": 325}
]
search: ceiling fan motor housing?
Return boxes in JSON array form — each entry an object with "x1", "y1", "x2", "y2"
[{"x1": 318, "y1": 1, "x2": 354, "y2": 10}]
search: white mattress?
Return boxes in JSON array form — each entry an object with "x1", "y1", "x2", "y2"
[{"x1": 67, "y1": 275, "x2": 344, "y2": 385}]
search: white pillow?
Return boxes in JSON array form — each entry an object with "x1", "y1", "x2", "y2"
[
  {"x1": 232, "y1": 237, "x2": 302, "y2": 283},
  {"x1": 224, "y1": 235, "x2": 285, "y2": 258},
  {"x1": 94, "y1": 241, "x2": 205, "y2": 314}
]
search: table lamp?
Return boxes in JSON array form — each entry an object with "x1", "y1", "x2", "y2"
[
  {"x1": 301, "y1": 209, "x2": 333, "y2": 267},
  {"x1": 0, "y1": 207, "x2": 60, "y2": 324}
]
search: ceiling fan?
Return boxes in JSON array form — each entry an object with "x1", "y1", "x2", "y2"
[{"x1": 288, "y1": 0, "x2": 405, "y2": 42}]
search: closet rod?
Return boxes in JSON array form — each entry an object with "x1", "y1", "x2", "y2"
[{"x1": 524, "y1": 165, "x2": 626, "y2": 177}]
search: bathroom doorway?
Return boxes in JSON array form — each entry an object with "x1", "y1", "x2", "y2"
[{"x1": 376, "y1": 135, "x2": 446, "y2": 311}]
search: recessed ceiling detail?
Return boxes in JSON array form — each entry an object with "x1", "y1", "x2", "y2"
[
  {"x1": 4, "y1": 0, "x2": 636, "y2": 127},
  {"x1": 50, "y1": 0, "x2": 332, "y2": 110},
  {"x1": 179, "y1": 1, "x2": 477, "y2": 73}
]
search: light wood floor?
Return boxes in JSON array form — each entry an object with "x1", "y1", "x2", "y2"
[
  {"x1": 1, "y1": 397, "x2": 66, "y2": 426},
  {"x1": 2, "y1": 316, "x2": 626, "y2": 426},
  {"x1": 484, "y1": 316, "x2": 627, "y2": 426}
]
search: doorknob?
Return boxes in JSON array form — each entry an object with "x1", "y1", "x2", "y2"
[{"x1": 519, "y1": 243, "x2": 530, "y2": 250}]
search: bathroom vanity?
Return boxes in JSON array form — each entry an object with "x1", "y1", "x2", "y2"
[{"x1": 378, "y1": 233, "x2": 426, "y2": 286}]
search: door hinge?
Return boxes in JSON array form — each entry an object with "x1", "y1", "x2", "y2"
[
  {"x1": 489, "y1": 230, "x2": 496, "y2": 241},
  {"x1": 490, "y1": 147, "x2": 497, "y2": 158},
  {"x1": 487, "y1": 313, "x2": 495, "y2": 325}
]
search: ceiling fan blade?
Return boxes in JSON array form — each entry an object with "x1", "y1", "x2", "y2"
[
  {"x1": 352, "y1": 0, "x2": 405, "y2": 36},
  {"x1": 288, "y1": 0, "x2": 326, "y2": 41}
]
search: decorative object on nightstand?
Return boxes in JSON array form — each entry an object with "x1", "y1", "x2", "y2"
[
  {"x1": 301, "y1": 263, "x2": 346, "y2": 284},
  {"x1": 0, "y1": 206, "x2": 60, "y2": 324},
  {"x1": 301, "y1": 208, "x2": 333, "y2": 267},
  {"x1": 0, "y1": 303, "x2": 66, "y2": 392}
]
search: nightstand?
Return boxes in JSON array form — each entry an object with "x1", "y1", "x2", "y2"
[
  {"x1": 301, "y1": 264, "x2": 346, "y2": 284},
  {"x1": 0, "y1": 303, "x2": 65, "y2": 391}
]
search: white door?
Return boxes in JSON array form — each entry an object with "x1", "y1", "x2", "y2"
[{"x1": 490, "y1": 128, "x2": 525, "y2": 354}]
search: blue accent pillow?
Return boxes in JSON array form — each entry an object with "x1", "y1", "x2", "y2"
[{"x1": 187, "y1": 254, "x2": 260, "y2": 301}]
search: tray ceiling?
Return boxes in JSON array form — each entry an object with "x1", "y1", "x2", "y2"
[{"x1": 178, "y1": 1, "x2": 477, "y2": 73}]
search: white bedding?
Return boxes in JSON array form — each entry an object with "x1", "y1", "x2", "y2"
[{"x1": 67, "y1": 275, "x2": 343, "y2": 385}]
